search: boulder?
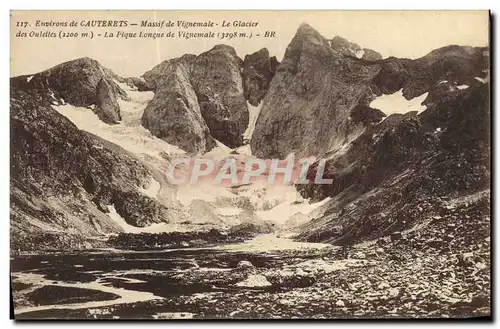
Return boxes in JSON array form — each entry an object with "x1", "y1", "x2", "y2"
[
  {"x1": 237, "y1": 260, "x2": 255, "y2": 270},
  {"x1": 390, "y1": 232, "x2": 403, "y2": 242},
  {"x1": 235, "y1": 274, "x2": 272, "y2": 288}
]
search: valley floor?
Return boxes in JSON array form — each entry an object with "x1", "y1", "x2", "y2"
[{"x1": 11, "y1": 191, "x2": 490, "y2": 320}]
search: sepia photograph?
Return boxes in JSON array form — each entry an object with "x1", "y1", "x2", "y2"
[{"x1": 9, "y1": 10, "x2": 491, "y2": 320}]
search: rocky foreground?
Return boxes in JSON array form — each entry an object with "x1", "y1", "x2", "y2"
[{"x1": 12, "y1": 189, "x2": 490, "y2": 319}]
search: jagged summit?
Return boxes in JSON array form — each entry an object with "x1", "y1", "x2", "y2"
[
  {"x1": 210, "y1": 44, "x2": 239, "y2": 56},
  {"x1": 290, "y1": 23, "x2": 330, "y2": 48},
  {"x1": 243, "y1": 48, "x2": 279, "y2": 106}
]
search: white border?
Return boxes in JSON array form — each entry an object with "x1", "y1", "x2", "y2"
[{"x1": 2, "y1": 1, "x2": 498, "y2": 328}]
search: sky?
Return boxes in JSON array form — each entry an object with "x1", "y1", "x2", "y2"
[{"x1": 10, "y1": 10, "x2": 489, "y2": 77}]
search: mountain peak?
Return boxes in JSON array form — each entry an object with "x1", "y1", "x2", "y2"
[
  {"x1": 294, "y1": 23, "x2": 325, "y2": 42},
  {"x1": 297, "y1": 22, "x2": 315, "y2": 32},
  {"x1": 54, "y1": 57, "x2": 102, "y2": 70},
  {"x1": 208, "y1": 44, "x2": 239, "y2": 57},
  {"x1": 19, "y1": 56, "x2": 125, "y2": 124}
]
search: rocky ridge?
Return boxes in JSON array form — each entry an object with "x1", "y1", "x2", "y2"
[{"x1": 296, "y1": 73, "x2": 490, "y2": 245}]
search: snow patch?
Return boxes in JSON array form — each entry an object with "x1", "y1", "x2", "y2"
[
  {"x1": 26, "y1": 75, "x2": 33, "y2": 82},
  {"x1": 52, "y1": 94, "x2": 185, "y2": 166},
  {"x1": 475, "y1": 76, "x2": 488, "y2": 84},
  {"x1": 107, "y1": 205, "x2": 143, "y2": 234},
  {"x1": 456, "y1": 84, "x2": 469, "y2": 90},
  {"x1": 355, "y1": 49, "x2": 365, "y2": 59},
  {"x1": 176, "y1": 184, "x2": 236, "y2": 207},
  {"x1": 216, "y1": 233, "x2": 330, "y2": 252},
  {"x1": 203, "y1": 140, "x2": 233, "y2": 161},
  {"x1": 256, "y1": 194, "x2": 331, "y2": 226},
  {"x1": 138, "y1": 177, "x2": 161, "y2": 198},
  {"x1": 107, "y1": 204, "x2": 179, "y2": 234},
  {"x1": 438, "y1": 80, "x2": 448, "y2": 85},
  {"x1": 370, "y1": 89, "x2": 428, "y2": 116},
  {"x1": 48, "y1": 89, "x2": 56, "y2": 100},
  {"x1": 114, "y1": 79, "x2": 154, "y2": 103},
  {"x1": 243, "y1": 101, "x2": 263, "y2": 141},
  {"x1": 216, "y1": 207, "x2": 243, "y2": 216},
  {"x1": 235, "y1": 144, "x2": 252, "y2": 156}
]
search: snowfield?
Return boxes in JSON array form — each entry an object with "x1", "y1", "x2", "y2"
[
  {"x1": 243, "y1": 100, "x2": 263, "y2": 141},
  {"x1": 53, "y1": 79, "x2": 327, "y2": 233},
  {"x1": 370, "y1": 89, "x2": 428, "y2": 116},
  {"x1": 52, "y1": 81, "x2": 185, "y2": 167}
]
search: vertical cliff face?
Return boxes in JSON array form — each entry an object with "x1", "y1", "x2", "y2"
[
  {"x1": 242, "y1": 48, "x2": 279, "y2": 106},
  {"x1": 189, "y1": 45, "x2": 249, "y2": 148},
  {"x1": 141, "y1": 59, "x2": 215, "y2": 154},
  {"x1": 95, "y1": 78, "x2": 122, "y2": 123},
  {"x1": 141, "y1": 46, "x2": 272, "y2": 151},
  {"x1": 251, "y1": 24, "x2": 378, "y2": 159}
]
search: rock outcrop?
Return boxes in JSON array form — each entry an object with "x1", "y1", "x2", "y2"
[
  {"x1": 141, "y1": 58, "x2": 215, "y2": 154},
  {"x1": 361, "y1": 48, "x2": 383, "y2": 61},
  {"x1": 141, "y1": 47, "x2": 256, "y2": 150},
  {"x1": 190, "y1": 45, "x2": 249, "y2": 148},
  {"x1": 329, "y1": 35, "x2": 363, "y2": 57},
  {"x1": 251, "y1": 24, "x2": 380, "y2": 158},
  {"x1": 142, "y1": 54, "x2": 197, "y2": 91},
  {"x1": 16, "y1": 57, "x2": 126, "y2": 124},
  {"x1": 372, "y1": 46, "x2": 488, "y2": 99},
  {"x1": 242, "y1": 48, "x2": 279, "y2": 106},
  {"x1": 329, "y1": 36, "x2": 383, "y2": 61}
]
